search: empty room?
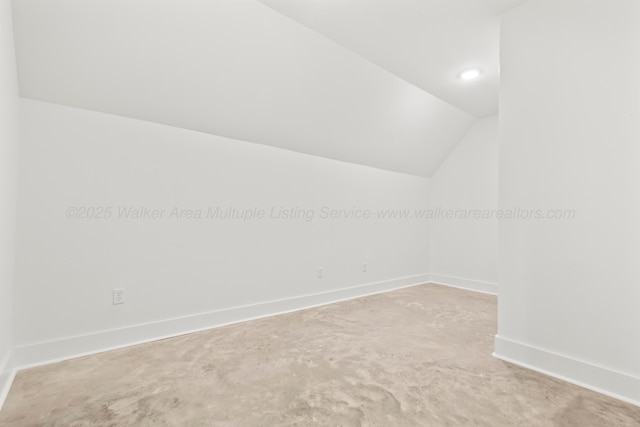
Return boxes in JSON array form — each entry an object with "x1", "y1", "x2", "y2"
[{"x1": 1, "y1": 0, "x2": 639, "y2": 425}]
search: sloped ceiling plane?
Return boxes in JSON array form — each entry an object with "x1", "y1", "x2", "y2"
[{"x1": 11, "y1": 0, "x2": 526, "y2": 177}]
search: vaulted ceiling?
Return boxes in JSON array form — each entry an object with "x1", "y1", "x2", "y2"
[
  {"x1": 260, "y1": 0, "x2": 528, "y2": 118},
  {"x1": 11, "y1": 0, "x2": 525, "y2": 177}
]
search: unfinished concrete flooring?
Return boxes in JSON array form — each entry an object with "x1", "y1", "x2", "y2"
[{"x1": 1, "y1": 284, "x2": 639, "y2": 426}]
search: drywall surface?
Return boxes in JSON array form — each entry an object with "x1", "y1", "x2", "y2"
[
  {"x1": 259, "y1": 0, "x2": 528, "y2": 118},
  {"x1": 13, "y1": 99, "x2": 431, "y2": 350},
  {"x1": 11, "y1": 0, "x2": 474, "y2": 177},
  {"x1": 498, "y1": 0, "x2": 640, "y2": 403},
  {"x1": 429, "y1": 116, "x2": 498, "y2": 291},
  {"x1": 0, "y1": 0, "x2": 19, "y2": 394}
]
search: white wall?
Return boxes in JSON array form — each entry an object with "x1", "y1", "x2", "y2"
[
  {"x1": 496, "y1": 0, "x2": 640, "y2": 405},
  {"x1": 13, "y1": 99, "x2": 430, "y2": 364},
  {"x1": 429, "y1": 116, "x2": 498, "y2": 294},
  {"x1": 0, "y1": 0, "x2": 19, "y2": 402}
]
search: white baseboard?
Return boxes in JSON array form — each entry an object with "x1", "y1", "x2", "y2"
[
  {"x1": 0, "y1": 351, "x2": 16, "y2": 411},
  {"x1": 13, "y1": 274, "x2": 431, "y2": 371},
  {"x1": 429, "y1": 273, "x2": 498, "y2": 295},
  {"x1": 494, "y1": 335, "x2": 640, "y2": 407}
]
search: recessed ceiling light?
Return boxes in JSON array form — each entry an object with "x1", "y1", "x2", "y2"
[{"x1": 459, "y1": 68, "x2": 481, "y2": 81}]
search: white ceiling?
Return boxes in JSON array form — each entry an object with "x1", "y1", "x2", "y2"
[
  {"x1": 10, "y1": 0, "x2": 520, "y2": 177},
  {"x1": 260, "y1": 0, "x2": 528, "y2": 118}
]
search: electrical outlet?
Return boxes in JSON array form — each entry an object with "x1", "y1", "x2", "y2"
[
  {"x1": 362, "y1": 262, "x2": 367, "y2": 272},
  {"x1": 113, "y1": 288, "x2": 125, "y2": 305},
  {"x1": 317, "y1": 267, "x2": 323, "y2": 279}
]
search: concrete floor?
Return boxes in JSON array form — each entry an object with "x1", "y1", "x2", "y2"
[{"x1": 1, "y1": 283, "x2": 639, "y2": 426}]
